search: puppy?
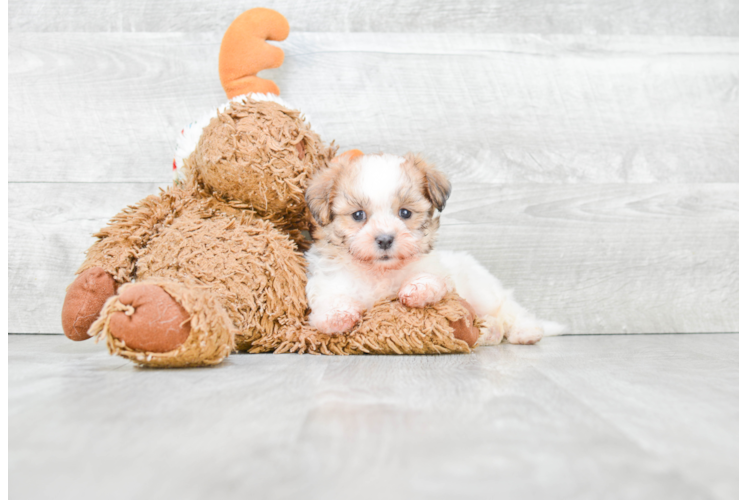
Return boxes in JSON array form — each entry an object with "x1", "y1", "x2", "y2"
[{"x1": 304, "y1": 152, "x2": 560, "y2": 345}]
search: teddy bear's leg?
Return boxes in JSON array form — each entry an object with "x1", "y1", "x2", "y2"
[
  {"x1": 89, "y1": 280, "x2": 235, "y2": 368},
  {"x1": 61, "y1": 267, "x2": 118, "y2": 341}
]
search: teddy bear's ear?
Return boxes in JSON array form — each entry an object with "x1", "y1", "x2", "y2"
[{"x1": 405, "y1": 153, "x2": 451, "y2": 212}]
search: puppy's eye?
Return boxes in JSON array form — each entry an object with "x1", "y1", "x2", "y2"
[
  {"x1": 352, "y1": 210, "x2": 366, "y2": 222},
  {"x1": 399, "y1": 208, "x2": 412, "y2": 219}
]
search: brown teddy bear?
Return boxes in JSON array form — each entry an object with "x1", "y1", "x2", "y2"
[{"x1": 60, "y1": 8, "x2": 480, "y2": 367}]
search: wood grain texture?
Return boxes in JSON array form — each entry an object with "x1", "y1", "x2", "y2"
[
  {"x1": 9, "y1": 182, "x2": 737, "y2": 335},
  {"x1": 9, "y1": 334, "x2": 738, "y2": 499},
  {"x1": 739, "y1": 209, "x2": 748, "y2": 334},
  {"x1": 9, "y1": 33, "x2": 737, "y2": 183},
  {"x1": 9, "y1": 183, "x2": 169, "y2": 334},
  {"x1": 8, "y1": 0, "x2": 738, "y2": 36}
]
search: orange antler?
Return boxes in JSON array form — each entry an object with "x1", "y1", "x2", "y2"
[{"x1": 218, "y1": 8, "x2": 290, "y2": 98}]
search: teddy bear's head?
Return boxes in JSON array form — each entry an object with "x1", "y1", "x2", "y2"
[{"x1": 185, "y1": 97, "x2": 337, "y2": 233}]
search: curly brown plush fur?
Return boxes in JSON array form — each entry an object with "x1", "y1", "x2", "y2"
[
  {"x1": 188, "y1": 99, "x2": 337, "y2": 242},
  {"x1": 78, "y1": 178, "x2": 309, "y2": 351},
  {"x1": 251, "y1": 292, "x2": 481, "y2": 355},
  {"x1": 62, "y1": 98, "x2": 481, "y2": 368},
  {"x1": 65, "y1": 99, "x2": 321, "y2": 352}
]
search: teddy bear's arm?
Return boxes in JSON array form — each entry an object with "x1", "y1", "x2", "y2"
[{"x1": 77, "y1": 192, "x2": 176, "y2": 284}]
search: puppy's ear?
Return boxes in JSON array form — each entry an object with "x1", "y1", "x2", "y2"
[
  {"x1": 406, "y1": 153, "x2": 451, "y2": 212},
  {"x1": 306, "y1": 167, "x2": 336, "y2": 225},
  {"x1": 306, "y1": 156, "x2": 352, "y2": 225}
]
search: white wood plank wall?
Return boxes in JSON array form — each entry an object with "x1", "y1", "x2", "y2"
[
  {"x1": 8, "y1": 1, "x2": 737, "y2": 335},
  {"x1": 9, "y1": 0, "x2": 738, "y2": 35}
]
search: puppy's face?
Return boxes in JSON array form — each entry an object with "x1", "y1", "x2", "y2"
[{"x1": 306, "y1": 153, "x2": 451, "y2": 271}]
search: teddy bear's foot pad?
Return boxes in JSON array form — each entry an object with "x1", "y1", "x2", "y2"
[
  {"x1": 62, "y1": 267, "x2": 117, "y2": 341},
  {"x1": 448, "y1": 298, "x2": 481, "y2": 347},
  {"x1": 108, "y1": 284, "x2": 191, "y2": 353}
]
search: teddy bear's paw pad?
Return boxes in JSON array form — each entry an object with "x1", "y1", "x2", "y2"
[
  {"x1": 398, "y1": 274, "x2": 448, "y2": 309},
  {"x1": 108, "y1": 284, "x2": 191, "y2": 353},
  {"x1": 505, "y1": 321, "x2": 544, "y2": 345},
  {"x1": 62, "y1": 267, "x2": 118, "y2": 341},
  {"x1": 448, "y1": 298, "x2": 480, "y2": 347}
]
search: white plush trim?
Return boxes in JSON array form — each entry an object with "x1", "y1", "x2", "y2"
[{"x1": 172, "y1": 93, "x2": 298, "y2": 184}]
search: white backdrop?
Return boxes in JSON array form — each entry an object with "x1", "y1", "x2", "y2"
[{"x1": 8, "y1": 0, "x2": 738, "y2": 335}]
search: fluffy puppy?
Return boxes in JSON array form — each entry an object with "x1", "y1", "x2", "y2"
[{"x1": 304, "y1": 153, "x2": 560, "y2": 344}]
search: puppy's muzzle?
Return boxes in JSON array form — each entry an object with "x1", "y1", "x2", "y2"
[{"x1": 375, "y1": 234, "x2": 394, "y2": 250}]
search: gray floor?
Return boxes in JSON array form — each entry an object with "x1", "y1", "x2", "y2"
[{"x1": 9, "y1": 334, "x2": 737, "y2": 500}]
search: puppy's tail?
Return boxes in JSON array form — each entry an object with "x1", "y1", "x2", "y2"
[{"x1": 541, "y1": 320, "x2": 567, "y2": 336}]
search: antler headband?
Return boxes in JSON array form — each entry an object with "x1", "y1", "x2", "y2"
[{"x1": 218, "y1": 8, "x2": 289, "y2": 98}]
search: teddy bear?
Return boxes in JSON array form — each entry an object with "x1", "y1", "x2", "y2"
[{"x1": 60, "y1": 8, "x2": 481, "y2": 367}]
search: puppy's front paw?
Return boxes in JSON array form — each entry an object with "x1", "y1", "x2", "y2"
[
  {"x1": 398, "y1": 274, "x2": 448, "y2": 308},
  {"x1": 309, "y1": 299, "x2": 363, "y2": 334},
  {"x1": 506, "y1": 321, "x2": 544, "y2": 345}
]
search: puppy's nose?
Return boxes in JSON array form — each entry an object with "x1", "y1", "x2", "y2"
[{"x1": 376, "y1": 234, "x2": 394, "y2": 250}]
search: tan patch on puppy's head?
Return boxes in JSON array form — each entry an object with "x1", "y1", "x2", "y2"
[
  {"x1": 305, "y1": 152, "x2": 362, "y2": 226},
  {"x1": 401, "y1": 153, "x2": 451, "y2": 212}
]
